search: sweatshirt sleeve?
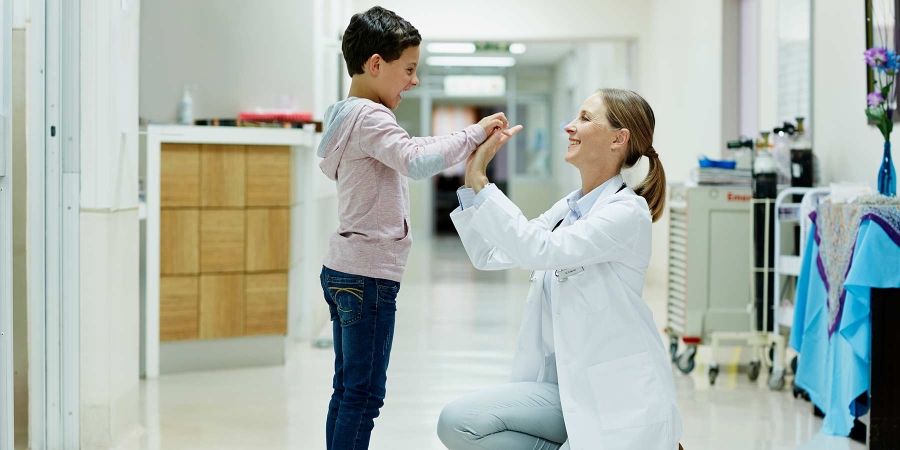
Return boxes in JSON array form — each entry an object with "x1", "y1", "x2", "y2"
[{"x1": 358, "y1": 107, "x2": 487, "y2": 180}]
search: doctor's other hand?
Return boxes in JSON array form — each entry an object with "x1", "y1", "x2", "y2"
[
  {"x1": 477, "y1": 112, "x2": 509, "y2": 137},
  {"x1": 467, "y1": 125, "x2": 523, "y2": 193}
]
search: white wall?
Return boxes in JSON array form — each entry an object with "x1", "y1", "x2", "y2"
[
  {"x1": 641, "y1": 0, "x2": 727, "y2": 183},
  {"x1": 758, "y1": 0, "x2": 779, "y2": 132},
  {"x1": 353, "y1": 0, "x2": 650, "y2": 41},
  {"x1": 139, "y1": 0, "x2": 316, "y2": 122},
  {"x1": 639, "y1": 0, "x2": 737, "y2": 286},
  {"x1": 80, "y1": 0, "x2": 142, "y2": 448},
  {"x1": 812, "y1": 0, "x2": 884, "y2": 187}
]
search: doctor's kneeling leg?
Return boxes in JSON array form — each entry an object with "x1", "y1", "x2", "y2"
[{"x1": 437, "y1": 382, "x2": 568, "y2": 450}]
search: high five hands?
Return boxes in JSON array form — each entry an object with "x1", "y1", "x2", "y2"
[{"x1": 465, "y1": 124, "x2": 524, "y2": 193}]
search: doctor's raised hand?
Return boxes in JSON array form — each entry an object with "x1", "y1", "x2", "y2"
[
  {"x1": 439, "y1": 89, "x2": 683, "y2": 450},
  {"x1": 465, "y1": 124, "x2": 523, "y2": 193}
]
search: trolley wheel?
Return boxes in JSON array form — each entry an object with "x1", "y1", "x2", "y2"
[
  {"x1": 748, "y1": 361, "x2": 762, "y2": 381},
  {"x1": 708, "y1": 365, "x2": 720, "y2": 385},
  {"x1": 669, "y1": 342, "x2": 679, "y2": 362},
  {"x1": 791, "y1": 355, "x2": 798, "y2": 374},
  {"x1": 768, "y1": 372, "x2": 786, "y2": 391},
  {"x1": 676, "y1": 346, "x2": 697, "y2": 374}
]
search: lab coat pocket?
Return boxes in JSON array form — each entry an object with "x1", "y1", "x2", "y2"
[
  {"x1": 587, "y1": 351, "x2": 666, "y2": 431},
  {"x1": 563, "y1": 267, "x2": 607, "y2": 314}
]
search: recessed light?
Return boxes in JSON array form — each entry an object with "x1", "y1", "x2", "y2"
[
  {"x1": 425, "y1": 56, "x2": 516, "y2": 67},
  {"x1": 425, "y1": 43, "x2": 476, "y2": 54}
]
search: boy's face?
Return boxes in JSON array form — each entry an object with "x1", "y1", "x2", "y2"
[{"x1": 375, "y1": 45, "x2": 420, "y2": 109}]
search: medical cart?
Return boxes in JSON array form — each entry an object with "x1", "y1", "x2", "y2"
[{"x1": 667, "y1": 184, "x2": 754, "y2": 375}]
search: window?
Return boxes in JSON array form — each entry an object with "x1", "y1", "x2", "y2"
[{"x1": 776, "y1": 0, "x2": 812, "y2": 124}]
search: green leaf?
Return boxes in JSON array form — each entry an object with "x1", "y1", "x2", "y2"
[
  {"x1": 882, "y1": 84, "x2": 892, "y2": 98},
  {"x1": 867, "y1": 107, "x2": 885, "y2": 121}
]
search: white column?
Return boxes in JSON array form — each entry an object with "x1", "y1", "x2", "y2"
[{"x1": 79, "y1": 0, "x2": 141, "y2": 448}]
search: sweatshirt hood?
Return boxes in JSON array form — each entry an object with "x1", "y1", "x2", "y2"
[{"x1": 318, "y1": 97, "x2": 370, "y2": 180}]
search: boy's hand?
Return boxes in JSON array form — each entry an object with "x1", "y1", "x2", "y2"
[{"x1": 477, "y1": 113, "x2": 509, "y2": 138}]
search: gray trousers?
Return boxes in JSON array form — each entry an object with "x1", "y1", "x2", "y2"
[{"x1": 437, "y1": 382, "x2": 569, "y2": 450}]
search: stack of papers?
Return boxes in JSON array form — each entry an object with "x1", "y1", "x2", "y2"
[{"x1": 693, "y1": 167, "x2": 752, "y2": 186}]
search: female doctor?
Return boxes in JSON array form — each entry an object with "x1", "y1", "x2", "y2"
[{"x1": 438, "y1": 89, "x2": 683, "y2": 450}]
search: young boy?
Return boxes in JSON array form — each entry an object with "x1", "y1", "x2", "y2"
[{"x1": 317, "y1": 6, "x2": 508, "y2": 450}]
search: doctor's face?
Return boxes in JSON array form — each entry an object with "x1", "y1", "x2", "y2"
[{"x1": 564, "y1": 94, "x2": 628, "y2": 171}]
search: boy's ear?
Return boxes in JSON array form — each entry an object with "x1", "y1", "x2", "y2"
[{"x1": 367, "y1": 54, "x2": 383, "y2": 76}]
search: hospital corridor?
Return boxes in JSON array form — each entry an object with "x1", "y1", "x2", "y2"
[{"x1": 124, "y1": 238, "x2": 866, "y2": 450}]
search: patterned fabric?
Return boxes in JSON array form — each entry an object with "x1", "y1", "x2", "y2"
[
  {"x1": 792, "y1": 201, "x2": 900, "y2": 436},
  {"x1": 811, "y1": 203, "x2": 900, "y2": 337}
]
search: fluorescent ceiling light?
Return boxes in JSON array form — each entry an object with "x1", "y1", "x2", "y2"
[
  {"x1": 426, "y1": 42, "x2": 476, "y2": 54},
  {"x1": 509, "y1": 43, "x2": 527, "y2": 54},
  {"x1": 444, "y1": 75, "x2": 507, "y2": 97},
  {"x1": 426, "y1": 56, "x2": 516, "y2": 67}
]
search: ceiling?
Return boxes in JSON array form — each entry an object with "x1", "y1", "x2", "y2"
[{"x1": 420, "y1": 41, "x2": 575, "y2": 68}]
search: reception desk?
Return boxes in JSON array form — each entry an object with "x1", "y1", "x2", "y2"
[{"x1": 141, "y1": 124, "x2": 320, "y2": 377}]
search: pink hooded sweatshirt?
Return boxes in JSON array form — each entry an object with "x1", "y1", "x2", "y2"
[{"x1": 318, "y1": 97, "x2": 486, "y2": 282}]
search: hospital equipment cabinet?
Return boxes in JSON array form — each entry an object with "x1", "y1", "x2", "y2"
[{"x1": 667, "y1": 184, "x2": 754, "y2": 373}]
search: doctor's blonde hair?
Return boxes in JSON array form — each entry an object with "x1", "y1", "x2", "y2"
[{"x1": 597, "y1": 88, "x2": 667, "y2": 223}]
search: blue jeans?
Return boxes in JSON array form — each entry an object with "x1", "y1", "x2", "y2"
[{"x1": 320, "y1": 266, "x2": 399, "y2": 450}]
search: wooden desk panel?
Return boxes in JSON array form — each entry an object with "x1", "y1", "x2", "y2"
[
  {"x1": 160, "y1": 276, "x2": 199, "y2": 341},
  {"x1": 246, "y1": 208, "x2": 290, "y2": 272},
  {"x1": 200, "y1": 210, "x2": 245, "y2": 273},
  {"x1": 200, "y1": 274, "x2": 245, "y2": 339},
  {"x1": 245, "y1": 273, "x2": 288, "y2": 336},
  {"x1": 161, "y1": 144, "x2": 201, "y2": 207},
  {"x1": 201, "y1": 144, "x2": 246, "y2": 208},
  {"x1": 160, "y1": 209, "x2": 200, "y2": 275},
  {"x1": 247, "y1": 145, "x2": 291, "y2": 206}
]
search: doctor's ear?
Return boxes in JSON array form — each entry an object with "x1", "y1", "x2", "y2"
[{"x1": 612, "y1": 129, "x2": 631, "y2": 148}]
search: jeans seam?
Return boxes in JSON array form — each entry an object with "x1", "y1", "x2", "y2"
[{"x1": 350, "y1": 280, "x2": 379, "y2": 450}]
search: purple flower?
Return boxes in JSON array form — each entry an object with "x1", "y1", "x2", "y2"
[
  {"x1": 866, "y1": 47, "x2": 889, "y2": 67},
  {"x1": 869, "y1": 91, "x2": 885, "y2": 107}
]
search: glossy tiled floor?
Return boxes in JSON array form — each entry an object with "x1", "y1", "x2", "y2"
[{"x1": 131, "y1": 237, "x2": 866, "y2": 450}]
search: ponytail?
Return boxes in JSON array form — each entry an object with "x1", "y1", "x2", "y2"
[{"x1": 633, "y1": 148, "x2": 667, "y2": 222}]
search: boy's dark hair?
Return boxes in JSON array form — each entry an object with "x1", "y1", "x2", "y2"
[{"x1": 342, "y1": 6, "x2": 422, "y2": 77}]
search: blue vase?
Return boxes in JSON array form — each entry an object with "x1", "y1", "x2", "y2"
[{"x1": 879, "y1": 140, "x2": 897, "y2": 197}]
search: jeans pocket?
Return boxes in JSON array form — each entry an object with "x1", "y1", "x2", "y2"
[
  {"x1": 326, "y1": 274, "x2": 365, "y2": 326},
  {"x1": 377, "y1": 281, "x2": 400, "y2": 312}
]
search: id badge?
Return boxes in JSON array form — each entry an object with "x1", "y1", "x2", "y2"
[{"x1": 554, "y1": 266, "x2": 584, "y2": 282}]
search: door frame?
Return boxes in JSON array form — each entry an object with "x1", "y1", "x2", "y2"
[
  {"x1": 1, "y1": 0, "x2": 15, "y2": 447},
  {"x1": 27, "y1": 0, "x2": 81, "y2": 446}
]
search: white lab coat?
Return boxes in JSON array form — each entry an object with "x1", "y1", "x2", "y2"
[{"x1": 450, "y1": 175, "x2": 682, "y2": 450}]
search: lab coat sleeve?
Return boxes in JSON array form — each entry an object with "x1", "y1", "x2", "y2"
[
  {"x1": 450, "y1": 194, "x2": 563, "y2": 271},
  {"x1": 469, "y1": 188, "x2": 642, "y2": 270}
]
